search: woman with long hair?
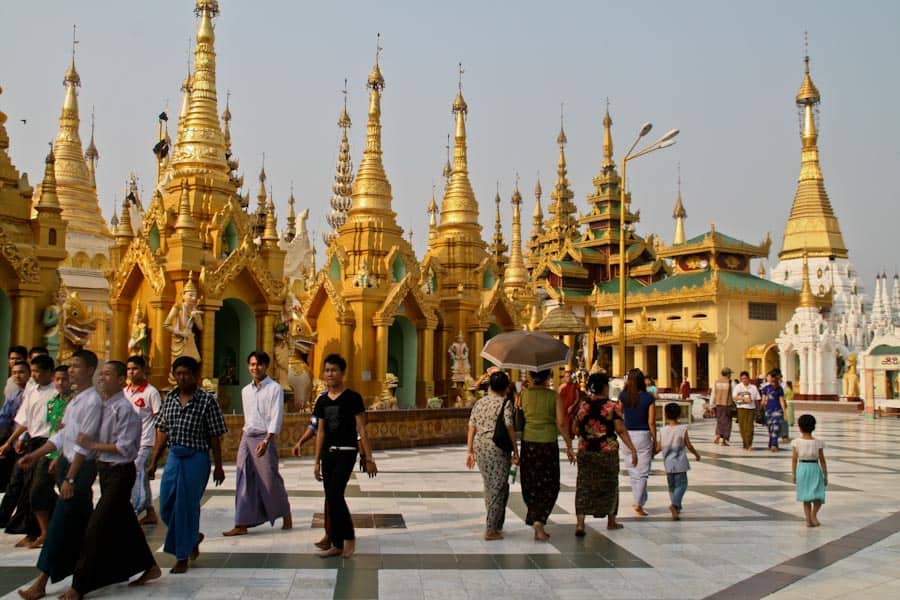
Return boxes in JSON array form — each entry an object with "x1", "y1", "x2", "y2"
[
  {"x1": 572, "y1": 373, "x2": 637, "y2": 534},
  {"x1": 519, "y1": 369, "x2": 564, "y2": 541},
  {"x1": 619, "y1": 368, "x2": 656, "y2": 516},
  {"x1": 465, "y1": 371, "x2": 519, "y2": 540}
]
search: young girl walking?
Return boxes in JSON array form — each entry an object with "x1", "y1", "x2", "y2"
[
  {"x1": 791, "y1": 414, "x2": 827, "y2": 527},
  {"x1": 659, "y1": 403, "x2": 701, "y2": 521}
]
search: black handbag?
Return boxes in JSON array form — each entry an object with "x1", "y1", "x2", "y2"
[{"x1": 492, "y1": 396, "x2": 514, "y2": 453}]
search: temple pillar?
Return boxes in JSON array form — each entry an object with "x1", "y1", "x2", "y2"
[
  {"x1": 612, "y1": 344, "x2": 624, "y2": 378},
  {"x1": 683, "y1": 343, "x2": 697, "y2": 385},
  {"x1": 148, "y1": 299, "x2": 171, "y2": 387},
  {"x1": 201, "y1": 309, "x2": 216, "y2": 381},
  {"x1": 375, "y1": 320, "x2": 389, "y2": 387},
  {"x1": 417, "y1": 325, "x2": 435, "y2": 407},
  {"x1": 799, "y1": 348, "x2": 809, "y2": 395},
  {"x1": 657, "y1": 343, "x2": 671, "y2": 389},
  {"x1": 633, "y1": 344, "x2": 647, "y2": 372},
  {"x1": 340, "y1": 320, "x2": 354, "y2": 379},
  {"x1": 110, "y1": 300, "x2": 131, "y2": 362},
  {"x1": 13, "y1": 293, "x2": 36, "y2": 347},
  {"x1": 563, "y1": 334, "x2": 576, "y2": 370},
  {"x1": 472, "y1": 329, "x2": 484, "y2": 375}
]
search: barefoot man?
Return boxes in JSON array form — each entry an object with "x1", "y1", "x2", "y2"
[
  {"x1": 223, "y1": 351, "x2": 292, "y2": 537},
  {"x1": 147, "y1": 356, "x2": 227, "y2": 574},
  {"x1": 16, "y1": 350, "x2": 101, "y2": 600},
  {"x1": 55, "y1": 361, "x2": 160, "y2": 599},
  {"x1": 313, "y1": 354, "x2": 377, "y2": 558},
  {"x1": 124, "y1": 356, "x2": 161, "y2": 525}
]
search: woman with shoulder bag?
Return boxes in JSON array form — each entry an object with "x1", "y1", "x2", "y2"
[{"x1": 466, "y1": 371, "x2": 519, "y2": 540}]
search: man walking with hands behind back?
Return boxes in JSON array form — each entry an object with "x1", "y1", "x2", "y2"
[
  {"x1": 147, "y1": 356, "x2": 227, "y2": 574},
  {"x1": 16, "y1": 350, "x2": 102, "y2": 600},
  {"x1": 733, "y1": 371, "x2": 761, "y2": 451},
  {"x1": 223, "y1": 351, "x2": 292, "y2": 537},
  {"x1": 712, "y1": 368, "x2": 733, "y2": 446}
]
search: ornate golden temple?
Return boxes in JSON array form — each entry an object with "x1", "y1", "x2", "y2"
[{"x1": 3, "y1": 2, "x2": 855, "y2": 406}]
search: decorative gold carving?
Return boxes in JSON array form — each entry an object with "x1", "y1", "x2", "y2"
[
  {"x1": 200, "y1": 236, "x2": 285, "y2": 301},
  {"x1": 0, "y1": 225, "x2": 40, "y2": 283},
  {"x1": 108, "y1": 236, "x2": 166, "y2": 299}
]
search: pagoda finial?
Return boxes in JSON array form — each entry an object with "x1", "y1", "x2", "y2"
[
  {"x1": 172, "y1": 0, "x2": 228, "y2": 177},
  {"x1": 673, "y1": 162, "x2": 687, "y2": 245},
  {"x1": 325, "y1": 86, "x2": 354, "y2": 245},
  {"x1": 36, "y1": 143, "x2": 60, "y2": 211},
  {"x1": 64, "y1": 25, "x2": 80, "y2": 87},
  {"x1": 602, "y1": 98, "x2": 615, "y2": 171},
  {"x1": 490, "y1": 181, "x2": 508, "y2": 267},
  {"x1": 799, "y1": 250, "x2": 815, "y2": 307},
  {"x1": 532, "y1": 174, "x2": 544, "y2": 232},
  {"x1": 368, "y1": 33, "x2": 385, "y2": 90},
  {"x1": 505, "y1": 174, "x2": 528, "y2": 291},
  {"x1": 84, "y1": 105, "x2": 99, "y2": 185},
  {"x1": 442, "y1": 133, "x2": 452, "y2": 184},
  {"x1": 285, "y1": 183, "x2": 296, "y2": 242},
  {"x1": 115, "y1": 193, "x2": 134, "y2": 241},
  {"x1": 440, "y1": 64, "x2": 479, "y2": 229},
  {"x1": 427, "y1": 183, "x2": 439, "y2": 242},
  {"x1": 262, "y1": 194, "x2": 279, "y2": 246},
  {"x1": 175, "y1": 180, "x2": 195, "y2": 231}
]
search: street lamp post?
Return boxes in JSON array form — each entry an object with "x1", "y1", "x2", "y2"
[{"x1": 617, "y1": 124, "x2": 679, "y2": 376}]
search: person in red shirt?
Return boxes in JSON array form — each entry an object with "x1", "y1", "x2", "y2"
[
  {"x1": 679, "y1": 370, "x2": 692, "y2": 401},
  {"x1": 558, "y1": 368, "x2": 581, "y2": 437}
]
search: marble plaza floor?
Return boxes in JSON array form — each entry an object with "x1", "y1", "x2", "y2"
[{"x1": 0, "y1": 414, "x2": 898, "y2": 599}]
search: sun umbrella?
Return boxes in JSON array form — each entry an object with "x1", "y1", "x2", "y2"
[{"x1": 480, "y1": 330, "x2": 572, "y2": 371}]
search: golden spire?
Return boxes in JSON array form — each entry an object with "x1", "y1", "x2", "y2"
[
  {"x1": 48, "y1": 28, "x2": 110, "y2": 237},
  {"x1": 601, "y1": 98, "x2": 614, "y2": 172},
  {"x1": 221, "y1": 89, "x2": 232, "y2": 153},
  {"x1": 115, "y1": 193, "x2": 134, "y2": 243},
  {"x1": 490, "y1": 183, "x2": 508, "y2": 267},
  {"x1": 778, "y1": 34, "x2": 847, "y2": 261},
  {"x1": 799, "y1": 250, "x2": 815, "y2": 307},
  {"x1": 256, "y1": 156, "x2": 267, "y2": 214},
  {"x1": 263, "y1": 196, "x2": 279, "y2": 246},
  {"x1": 427, "y1": 184, "x2": 439, "y2": 241},
  {"x1": 174, "y1": 180, "x2": 195, "y2": 232},
  {"x1": 532, "y1": 176, "x2": 544, "y2": 234},
  {"x1": 349, "y1": 34, "x2": 395, "y2": 220},
  {"x1": 442, "y1": 134, "x2": 452, "y2": 184},
  {"x1": 178, "y1": 41, "x2": 192, "y2": 127},
  {"x1": 757, "y1": 261, "x2": 766, "y2": 278},
  {"x1": 505, "y1": 176, "x2": 528, "y2": 290},
  {"x1": 84, "y1": 106, "x2": 98, "y2": 186},
  {"x1": 544, "y1": 105, "x2": 577, "y2": 252},
  {"x1": 284, "y1": 183, "x2": 296, "y2": 242},
  {"x1": 325, "y1": 82, "x2": 353, "y2": 245},
  {"x1": 171, "y1": 0, "x2": 228, "y2": 178},
  {"x1": 439, "y1": 62, "x2": 480, "y2": 229},
  {"x1": 36, "y1": 144, "x2": 60, "y2": 211},
  {"x1": 673, "y1": 163, "x2": 686, "y2": 245}
]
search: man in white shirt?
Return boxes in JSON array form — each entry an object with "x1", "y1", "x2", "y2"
[
  {"x1": 16, "y1": 349, "x2": 102, "y2": 600},
  {"x1": 223, "y1": 351, "x2": 292, "y2": 536},
  {"x1": 733, "y1": 370, "x2": 762, "y2": 451},
  {"x1": 0, "y1": 354, "x2": 57, "y2": 546},
  {"x1": 124, "y1": 355, "x2": 162, "y2": 525},
  {"x1": 3, "y1": 345, "x2": 27, "y2": 400}
]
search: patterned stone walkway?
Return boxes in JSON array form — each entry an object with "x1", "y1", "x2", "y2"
[{"x1": 0, "y1": 414, "x2": 898, "y2": 599}]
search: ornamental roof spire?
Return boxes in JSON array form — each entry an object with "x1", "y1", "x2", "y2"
[
  {"x1": 490, "y1": 182, "x2": 508, "y2": 268},
  {"x1": 84, "y1": 106, "x2": 99, "y2": 186},
  {"x1": 285, "y1": 184, "x2": 296, "y2": 242},
  {"x1": 799, "y1": 250, "x2": 815, "y2": 308},
  {"x1": 543, "y1": 105, "x2": 578, "y2": 253},
  {"x1": 505, "y1": 176, "x2": 528, "y2": 291},
  {"x1": 325, "y1": 82, "x2": 354, "y2": 245},
  {"x1": 115, "y1": 193, "x2": 134, "y2": 242},
  {"x1": 778, "y1": 34, "x2": 847, "y2": 261},
  {"x1": 427, "y1": 184, "x2": 439, "y2": 241},
  {"x1": 171, "y1": 0, "x2": 228, "y2": 178},
  {"x1": 348, "y1": 33, "x2": 395, "y2": 220},
  {"x1": 673, "y1": 163, "x2": 687, "y2": 245},
  {"x1": 175, "y1": 180, "x2": 196, "y2": 232},
  {"x1": 601, "y1": 98, "x2": 614, "y2": 172},
  {"x1": 439, "y1": 62, "x2": 480, "y2": 230},
  {"x1": 36, "y1": 144, "x2": 60, "y2": 211}
]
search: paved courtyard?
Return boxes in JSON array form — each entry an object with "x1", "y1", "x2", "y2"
[{"x1": 0, "y1": 414, "x2": 898, "y2": 599}]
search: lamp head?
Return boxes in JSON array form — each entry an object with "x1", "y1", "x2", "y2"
[
  {"x1": 659, "y1": 128, "x2": 680, "y2": 143},
  {"x1": 639, "y1": 122, "x2": 653, "y2": 137}
]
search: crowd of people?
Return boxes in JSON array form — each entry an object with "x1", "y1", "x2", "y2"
[
  {"x1": 0, "y1": 346, "x2": 375, "y2": 598},
  {"x1": 0, "y1": 344, "x2": 830, "y2": 596},
  {"x1": 466, "y1": 364, "x2": 828, "y2": 539}
]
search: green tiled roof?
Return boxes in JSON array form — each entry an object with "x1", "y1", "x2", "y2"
[
  {"x1": 624, "y1": 270, "x2": 796, "y2": 296},
  {"x1": 595, "y1": 277, "x2": 645, "y2": 294},
  {"x1": 682, "y1": 230, "x2": 760, "y2": 251}
]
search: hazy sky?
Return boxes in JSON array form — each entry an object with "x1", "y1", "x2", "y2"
[{"x1": 2, "y1": 1, "x2": 898, "y2": 289}]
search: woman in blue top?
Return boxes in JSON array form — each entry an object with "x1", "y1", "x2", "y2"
[
  {"x1": 618, "y1": 368, "x2": 656, "y2": 516},
  {"x1": 762, "y1": 370, "x2": 786, "y2": 452}
]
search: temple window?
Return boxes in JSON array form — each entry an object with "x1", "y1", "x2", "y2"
[
  {"x1": 391, "y1": 256, "x2": 406, "y2": 282},
  {"x1": 48, "y1": 228, "x2": 57, "y2": 246},
  {"x1": 692, "y1": 313, "x2": 707, "y2": 319},
  {"x1": 222, "y1": 221, "x2": 238, "y2": 256},
  {"x1": 667, "y1": 315, "x2": 681, "y2": 321},
  {"x1": 749, "y1": 302, "x2": 777, "y2": 321},
  {"x1": 482, "y1": 269, "x2": 495, "y2": 289},
  {"x1": 149, "y1": 224, "x2": 161, "y2": 252}
]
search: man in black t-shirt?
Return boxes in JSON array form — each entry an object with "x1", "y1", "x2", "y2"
[{"x1": 312, "y1": 354, "x2": 376, "y2": 558}]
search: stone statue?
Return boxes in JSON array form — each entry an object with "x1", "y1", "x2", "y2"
[
  {"x1": 449, "y1": 334, "x2": 471, "y2": 384},
  {"x1": 164, "y1": 274, "x2": 203, "y2": 363},
  {"x1": 127, "y1": 301, "x2": 150, "y2": 360},
  {"x1": 842, "y1": 353, "x2": 860, "y2": 398},
  {"x1": 371, "y1": 373, "x2": 400, "y2": 410},
  {"x1": 286, "y1": 355, "x2": 313, "y2": 411},
  {"x1": 42, "y1": 288, "x2": 66, "y2": 362}
]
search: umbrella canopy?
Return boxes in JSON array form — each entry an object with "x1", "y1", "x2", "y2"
[{"x1": 480, "y1": 330, "x2": 572, "y2": 371}]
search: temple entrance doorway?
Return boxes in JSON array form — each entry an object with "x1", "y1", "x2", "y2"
[
  {"x1": 0, "y1": 289, "x2": 10, "y2": 383},
  {"x1": 214, "y1": 298, "x2": 257, "y2": 412},
  {"x1": 388, "y1": 316, "x2": 417, "y2": 408}
]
